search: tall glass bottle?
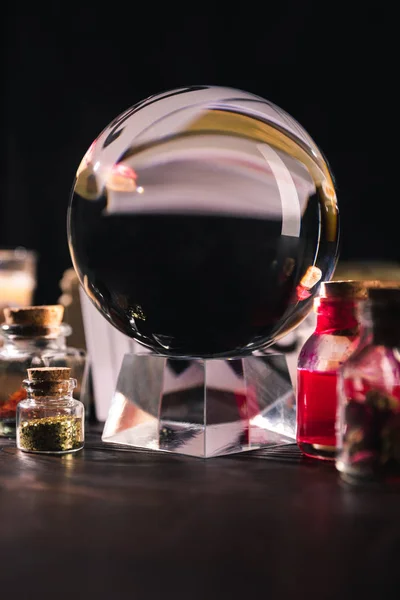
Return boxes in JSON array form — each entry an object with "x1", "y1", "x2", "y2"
[
  {"x1": 0, "y1": 305, "x2": 88, "y2": 436},
  {"x1": 336, "y1": 288, "x2": 400, "y2": 486},
  {"x1": 296, "y1": 280, "x2": 384, "y2": 460}
]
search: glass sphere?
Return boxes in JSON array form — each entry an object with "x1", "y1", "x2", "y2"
[{"x1": 68, "y1": 86, "x2": 339, "y2": 358}]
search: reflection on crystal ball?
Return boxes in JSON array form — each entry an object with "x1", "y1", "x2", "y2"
[{"x1": 68, "y1": 86, "x2": 339, "y2": 358}]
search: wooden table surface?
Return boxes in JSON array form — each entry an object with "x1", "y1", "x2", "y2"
[{"x1": 1, "y1": 423, "x2": 400, "y2": 599}]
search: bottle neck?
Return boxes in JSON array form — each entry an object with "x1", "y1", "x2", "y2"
[
  {"x1": 0, "y1": 323, "x2": 71, "y2": 353},
  {"x1": 315, "y1": 299, "x2": 359, "y2": 335},
  {"x1": 23, "y1": 377, "x2": 77, "y2": 401},
  {"x1": 26, "y1": 391, "x2": 74, "y2": 402},
  {"x1": 1, "y1": 335, "x2": 67, "y2": 353}
]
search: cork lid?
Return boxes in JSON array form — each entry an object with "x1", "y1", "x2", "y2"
[
  {"x1": 25, "y1": 367, "x2": 73, "y2": 397},
  {"x1": 299, "y1": 266, "x2": 322, "y2": 289},
  {"x1": 27, "y1": 367, "x2": 71, "y2": 382},
  {"x1": 318, "y1": 280, "x2": 400, "y2": 300},
  {"x1": 4, "y1": 305, "x2": 64, "y2": 327}
]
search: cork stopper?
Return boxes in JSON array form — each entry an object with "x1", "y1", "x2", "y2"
[
  {"x1": 28, "y1": 367, "x2": 71, "y2": 382},
  {"x1": 299, "y1": 266, "x2": 322, "y2": 289},
  {"x1": 4, "y1": 305, "x2": 64, "y2": 327},
  {"x1": 25, "y1": 367, "x2": 72, "y2": 397},
  {"x1": 319, "y1": 280, "x2": 400, "y2": 300}
]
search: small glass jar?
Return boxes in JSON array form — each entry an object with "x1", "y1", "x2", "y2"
[
  {"x1": 17, "y1": 366, "x2": 84, "y2": 454},
  {"x1": 0, "y1": 305, "x2": 88, "y2": 437},
  {"x1": 296, "y1": 280, "x2": 383, "y2": 460},
  {"x1": 336, "y1": 288, "x2": 400, "y2": 486}
]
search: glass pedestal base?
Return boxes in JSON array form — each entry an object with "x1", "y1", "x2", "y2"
[{"x1": 102, "y1": 351, "x2": 296, "y2": 458}]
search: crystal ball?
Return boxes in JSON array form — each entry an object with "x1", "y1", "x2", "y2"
[{"x1": 68, "y1": 86, "x2": 339, "y2": 358}]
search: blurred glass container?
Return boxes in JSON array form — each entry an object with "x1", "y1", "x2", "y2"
[
  {"x1": 0, "y1": 248, "x2": 37, "y2": 310},
  {"x1": 336, "y1": 288, "x2": 400, "y2": 487},
  {"x1": 0, "y1": 305, "x2": 89, "y2": 437}
]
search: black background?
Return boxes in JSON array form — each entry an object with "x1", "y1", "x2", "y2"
[{"x1": 2, "y1": 3, "x2": 397, "y2": 303}]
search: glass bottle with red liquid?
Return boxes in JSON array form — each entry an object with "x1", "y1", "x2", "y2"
[
  {"x1": 336, "y1": 287, "x2": 400, "y2": 486},
  {"x1": 296, "y1": 280, "x2": 380, "y2": 460}
]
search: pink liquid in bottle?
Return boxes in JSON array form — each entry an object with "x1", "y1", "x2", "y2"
[{"x1": 297, "y1": 369, "x2": 338, "y2": 459}]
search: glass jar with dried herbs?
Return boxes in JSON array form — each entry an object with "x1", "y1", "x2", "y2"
[
  {"x1": 0, "y1": 305, "x2": 88, "y2": 437},
  {"x1": 17, "y1": 367, "x2": 84, "y2": 454},
  {"x1": 336, "y1": 288, "x2": 400, "y2": 486}
]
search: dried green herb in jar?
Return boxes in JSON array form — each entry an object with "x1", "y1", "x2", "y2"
[
  {"x1": 16, "y1": 367, "x2": 84, "y2": 454},
  {"x1": 19, "y1": 415, "x2": 83, "y2": 452}
]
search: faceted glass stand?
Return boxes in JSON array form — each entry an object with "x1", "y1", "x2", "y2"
[{"x1": 102, "y1": 351, "x2": 296, "y2": 458}]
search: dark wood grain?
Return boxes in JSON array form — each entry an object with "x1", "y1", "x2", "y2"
[{"x1": 1, "y1": 425, "x2": 399, "y2": 600}]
